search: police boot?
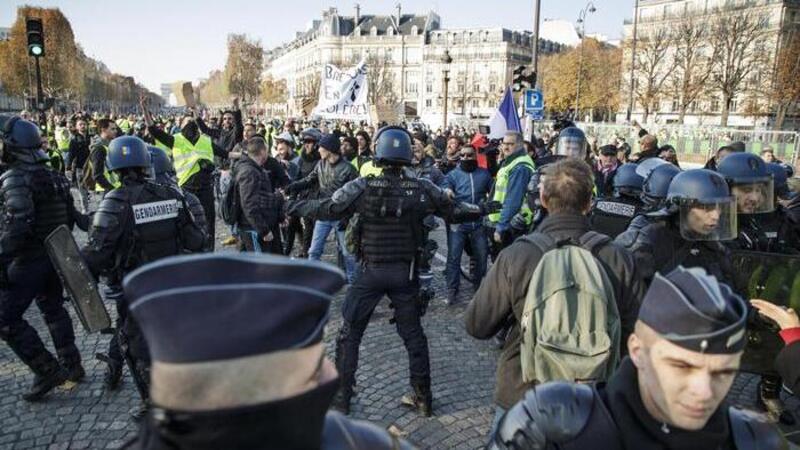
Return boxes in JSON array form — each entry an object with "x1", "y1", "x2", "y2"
[
  {"x1": 757, "y1": 380, "x2": 784, "y2": 423},
  {"x1": 330, "y1": 386, "x2": 354, "y2": 415},
  {"x1": 400, "y1": 383, "x2": 433, "y2": 417},
  {"x1": 22, "y1": 356, "x2": 67, "y2": 402},
  {"x1": 96, "y1": 353, "x2": 123, "y2": 391},
  {"x1": 60, "y1": 355, "x2": 85, "y2": 383}
]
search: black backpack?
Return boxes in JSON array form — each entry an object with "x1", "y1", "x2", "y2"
[{"x1": 221, "y1": 176, "x2": 240, "y2": 226}]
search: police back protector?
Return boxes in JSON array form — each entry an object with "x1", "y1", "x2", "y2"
[{"x1": 358, "y1": 175, "x2": 424, "y2": 264}]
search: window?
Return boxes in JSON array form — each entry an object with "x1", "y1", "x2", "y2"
[
  {"x1": 472, "y1": 99, "x2": 480, "y2": 108},
  {"x1": 426, "y1": 83, "x2": 433, "y2": 93},
  {"x1": 425, "y1": 99, "x2": 432, "y2": 107},
  {"x1": 407, "y1": 81, "x2": 418, "y2": 93},
  {"x1": 489, "y1": 83, "x2": 497, "y2": 92},
  {"x1": 473, "y1": 83, "x2": 481, "y2": 92},
  {"x1": 457, "y1": 83, "x2": 464, "y2": 92},
  {"x1": 710, "y1": 97, "x2": 719, "y2": 112}
]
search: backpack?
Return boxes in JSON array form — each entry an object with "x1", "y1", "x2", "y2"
[
  {"x1": 220, "y1": 172, "x2": 240, "y2": 226},
  {"x1": 519, "y1": 231, "x2": 621, "y2": 384}
]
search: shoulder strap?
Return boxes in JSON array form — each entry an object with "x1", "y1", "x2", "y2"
[
  {"x1": 519, "y1": 232, "x2": 557, "y2": 255},
  {"x1": 729, "y1": 407, "x2": 788, "y2": 450},
  {"x1": 579, "y1": 231, "x2": 612, "y2": 254}
]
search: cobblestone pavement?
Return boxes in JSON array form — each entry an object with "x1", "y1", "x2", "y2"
[{"x1": 1, "y1": 212, "x2": 799, "y2": 449}]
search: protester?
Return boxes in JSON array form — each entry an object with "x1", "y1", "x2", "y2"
[
  {"x1": 594, "y1": 144, "x2": 620, "y2": 197},
  {"x1": 232, "y1": 137, "x2": 283, "y2": 253},
  {"x1": 443, "y1": 146, "x2": 493, "y2": 305},
  {"x1": 466, "y1": 158, "x2": 645, "y2": 431}
]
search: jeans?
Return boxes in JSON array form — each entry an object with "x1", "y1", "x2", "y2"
[
  {"x1": 488, "y1": 406, "x2": 508, "y2": 444},
  {"x1": 446, "y1": 225, "x2": 488, "y2": 292},
  {"x1": 309, "y1": 220, "x2": 357, "y2": 283}
]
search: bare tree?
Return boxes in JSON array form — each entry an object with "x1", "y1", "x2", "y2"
[
  {"x1": 708, "y1": 7, "x2": 768, "y2": 126},
  {"x1": 770, "y1": 29, "x2": 800, "y2": 129},
  {"x1": 669, "y1": 14, "x2": 712, "y2": 124},
  {"x1": 365, "y1": 55, "x2": 398, "y2": 108},
  {"x1": 224, "y1": 34, "x2": 264, "y2": 104},
  {"x1": 632, "y1": 27, "x2": 674, "y2": 123}
]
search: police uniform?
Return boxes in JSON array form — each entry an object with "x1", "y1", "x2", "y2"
[
  {"x1": 718, "y1": 152, "x2": 800, "y2": 420},
  {"x1": 589, "y1": 163, "x2": 645, "y2": 239},
  {"x1": 616, "y1": 169, "x2": 739, "y2": 289},
  {"x1": 82, "y1": 136, "x2": 206, "y2": 400},
  {"x1": 120, "y1": 253, "x2": 415, "y2": 450},
  {"x1": 288, "y1": 126, "x2": 494, "y2": 416},
  {"x1": 490, "y1": 267, "x2": 787, "y2": 450},
  {"x1": 0, "y1": 116, "x2": 86, "y2": 400}
]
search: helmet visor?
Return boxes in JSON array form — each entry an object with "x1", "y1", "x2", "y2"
[
  {"x1": 555, "y1": 136, "x2": 585, "y2": 157},
  {"x1": 679, "y1": 199, "x2": 737, "y2": 241},
  {"x1": 731, "y1": 180, "x2": 774, "y2": 214}
]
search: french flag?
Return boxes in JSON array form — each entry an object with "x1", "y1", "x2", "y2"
[{"x1": 488, "y1": 87, "x2": 521, "y2": 139}]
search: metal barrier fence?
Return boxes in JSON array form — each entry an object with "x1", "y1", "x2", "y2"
[{"x1": 532, "y1": 121, "x2": 800, "y2": 166}]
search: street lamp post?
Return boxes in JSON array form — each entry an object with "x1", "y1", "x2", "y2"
[
  {"x1": 441, "y1": 49, "x2": 453, "y2": 130},
  {"x1": 626, "y1": 0, "x2": 640, "y2": 122},
  {"x1": 575, "y1": 1, "x2": 596, "y2": 122}
]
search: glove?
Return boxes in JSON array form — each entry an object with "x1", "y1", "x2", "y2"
[{"x1": 480, "y1": 201, "x2": 503, "y2": 215}]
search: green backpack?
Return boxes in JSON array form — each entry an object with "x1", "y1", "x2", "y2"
[{"x1": 519, "y1": 231, "x2": 621, "y2": 384}]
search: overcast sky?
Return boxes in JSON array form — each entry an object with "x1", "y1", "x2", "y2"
[{"x1": 3, "y1": 0, "x2": 634, "y2": 92}]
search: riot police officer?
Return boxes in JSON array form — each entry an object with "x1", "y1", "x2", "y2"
[
  {"x1": 82, "y1": 136, "x2": 206, "y2": 407},
  {"x1": 626, "y1": 162, "x2": 682, "y2": 233},
  {"x1": 719, "y1": 152, "x2": 798, "y2": 254},
  {"x1": 615, "y1": 169, "x2": 738, "y2": 287},
  {"x1": 288, "y1": 126, "x2": 497, "y2": 417},
  {"x1": 717, "y1": 152, "x2": 800, "y2": 421},
  {"x1": 0, "y1": 115, "x2": 86, "y2": 401},
  {"x1": 589, "y1": 163, "x2": 645, "y2": 238},
  {"x1": 525, "y1": 126, "x2": 588, "y2": 236}
]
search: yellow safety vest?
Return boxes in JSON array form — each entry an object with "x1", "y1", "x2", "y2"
[
  {"x1": 55, "y1": 127, "x2": 70, "y2": 151},
  {"x1": 172, "y1": 133, "x2": 213, "y2": 186},
  {"x1": 488, "y1": 153, "x2": 535, "y2": 224},
  {"x1": 116, "y1": 119, "x2": 131, "y2": 134},
  {"x1": 359, "y1": 160, "x2": 383, "y2": 177},
  {"x1": 94, "y1": 144, "x2": 121, "y2": 192}
]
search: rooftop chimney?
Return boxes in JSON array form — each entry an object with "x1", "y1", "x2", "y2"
[{"x1": 355, "y1": 3, "x2": 361, "y2": 27}]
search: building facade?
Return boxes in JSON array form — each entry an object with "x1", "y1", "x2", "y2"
[
  {"x1": 618, "y1": 0, "x2": 800, "y2": 129},
  {"x1": 264, "y1": 6, "x2": 565, "y2": 126}
]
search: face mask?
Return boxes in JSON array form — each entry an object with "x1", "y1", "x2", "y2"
[{"x1": 460, "y1": 159, "x2": 478, "y2": 172}]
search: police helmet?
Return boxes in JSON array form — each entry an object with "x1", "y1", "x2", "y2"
[
  {"x1": 374, "y1": 126, "x2": 413, "y2": 166},
  {"x1": 613, "y1": 163, "x2": 645, "y2": 197},
  {"x1": 642, "y1": 163, "x2": 681, "y2": 206},
  {"x1": 717, "y1": 152, "x2": 774, "y2": 214},
  {"x1": 766, "y1": 162, "x2": 790, "y2": 200},
  {"x1": 106, "y1": 136, "x2": 151, "y2": 172},
  {"x1": 0, "y1": 114, "x2": 48, "y2": 162},
  {"x1": 300, "y1": 127, "x2": 322, "y2": 143},
  {"x1": 555, "y1": 127, "x2": 586, "y2": 158},
  {"x1": 667, "y1": 169, "x2": 736, "y2": 241},
  {"x1": 147, "y1": 145, "x2": 175, "y2": 184}
]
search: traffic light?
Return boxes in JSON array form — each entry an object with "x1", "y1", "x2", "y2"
[
  {"x1": 26, "y1": 18, "x2": 44, "y2": 57},
  {"x1": 511, "y1": 65, "x2": 537, "y2": 92}
]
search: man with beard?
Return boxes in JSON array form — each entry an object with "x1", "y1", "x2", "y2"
[
  {"x1": 285, "y1": 128, "x2": 321, "y2": 257},
  {"x1": 67, "y1": 118, "x2": 91, "y2": 213}
]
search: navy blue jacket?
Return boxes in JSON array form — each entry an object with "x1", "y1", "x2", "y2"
[{"x1": 445, "y1": 165, "x2": 493, "y2": 230}]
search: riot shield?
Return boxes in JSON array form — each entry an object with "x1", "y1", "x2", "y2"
[
  {"x1": 45, "y1": 225, "x2": 111, "y2": 333},
  {"x1": 732, "y1": 250, "x2": 800, "y2": 374}
]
